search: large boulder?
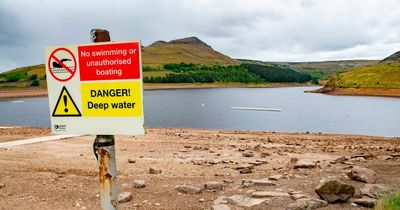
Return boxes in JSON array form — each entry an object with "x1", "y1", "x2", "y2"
[
  {"x1": 347, "y1": 166, "x2": 376, "y2": 183},
  {"x1": 315, "y1": 177, "x2": 355, "y2": 203}
]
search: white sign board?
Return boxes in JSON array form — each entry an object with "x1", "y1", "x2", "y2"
[{"x1": 45, "y1": 41, "x2": 144, "y2": 135}]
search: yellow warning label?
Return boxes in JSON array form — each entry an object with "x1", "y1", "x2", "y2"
[
  {"x1": 80, "y1": 81, "x2": 143, "y2": 117},
  {"x1": 52, "y1": 86, "x2": 82, "y2": 117}
]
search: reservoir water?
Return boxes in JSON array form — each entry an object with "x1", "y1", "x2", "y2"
[{"x1": 0, "y1": 86, "x2": 399, "y2": 137}]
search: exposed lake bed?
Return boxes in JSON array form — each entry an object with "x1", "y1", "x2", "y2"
[{"x1": 0, "y1": 127, "x2": 399, "y2": 209}]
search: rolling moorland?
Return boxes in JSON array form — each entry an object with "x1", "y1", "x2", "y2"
[
  {"x1": 0, "y1": 37, "x2": 399, "y2": 97},
  {"x1": 314, "y1": 51, "x2": 400, "y2": 97}
]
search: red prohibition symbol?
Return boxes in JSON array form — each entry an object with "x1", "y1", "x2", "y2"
[{"x1": 48, "y1": 48, "x2": 77, "y2": 82}]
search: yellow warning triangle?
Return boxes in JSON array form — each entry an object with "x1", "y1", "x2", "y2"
[{"x1": 52, "y1": 86, "x2": 82, "y2": 117}]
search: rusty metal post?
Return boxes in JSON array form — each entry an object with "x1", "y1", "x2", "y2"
[{"x1": 91, "y1": 29, "x2": 119, "y2": 210}]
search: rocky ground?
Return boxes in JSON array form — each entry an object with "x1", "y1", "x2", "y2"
[{"x1": 0, "y1": 127, "x2": 399, "y2": 210}]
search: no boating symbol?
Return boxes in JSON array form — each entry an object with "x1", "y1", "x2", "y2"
[{"x1": 48, "y1": 48, "x2": 77, "y2": 82}]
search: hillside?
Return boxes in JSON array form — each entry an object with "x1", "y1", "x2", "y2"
[
  {"x1": 0, "y1": 64, "x2": 46, "y2": 88},
  {"x1": 142, "y1": 37, "x2": 239, "y2": 66},
  {"x1": 314, "y1": 51, "x2": 400, "y2": 97},
  {"x1": 238, "y1": 59, "x2": 377, "y2": 80},
  {"x1": 379, "y1": 51, "x2": 400, "y2": 64},
  {"x1": 325, "y1": 63, "x2": 400, "y2": 89},
  {"x1": 0, "y1": 37, "x2": 239, "y2": 88}
]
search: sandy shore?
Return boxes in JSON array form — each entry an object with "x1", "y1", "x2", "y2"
[
  {"x1": 0, "y1": 127, "x2": 399, "y2": 209},
  {"x1": 310, "y1": 86, "x2": 400, "y2": 98},
  {"x1": 0, "y1": 83, "x2": 311, "y2": 100}
]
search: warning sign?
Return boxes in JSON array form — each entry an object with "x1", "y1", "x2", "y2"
[
  {"x1": 45, "y1": 41, "x2": 144, "y2": 135},
  {"x1": 48, "y1": 48, "x2": 77, "y2": 82},
  {"x1": 52, "y1": 86, "x2": 82, "y2": 117}
]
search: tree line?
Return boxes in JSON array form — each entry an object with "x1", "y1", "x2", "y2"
[{"x1": 143, "y1": 63, "x2": 313, "y2": 83}]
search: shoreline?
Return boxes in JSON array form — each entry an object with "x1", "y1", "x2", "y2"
[
  {"x1": 0, "y1": 83, "x2": 314, "y2": 100},
  {"x1": 309, "y1": 86, "x2": 400, "y2": 98}
]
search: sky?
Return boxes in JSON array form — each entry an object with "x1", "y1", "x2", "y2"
[{"x1": 1, "y1": 0, "x2": 400, "y2": 72}]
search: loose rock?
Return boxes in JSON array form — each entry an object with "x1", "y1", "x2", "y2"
[
  {"x1": 287, "y1": 198, "x2": 328, "y2": 210},
  {"x1": 211, "y1": 204, "x2": 231, "y2": 210},
  {"x1": 226, "y1": 195, "x2": 269, "y2": 208},
  {"x1": 294, "y1": 160, "x2": 316, "y2": 169},
  {"x1": 175, "y1": 185, "x2": 202, "y2": 194},
  {"x1": 133, "y1": 180, "x2": 146, "y2": 188},
  {"x1": 239, "y1": 168, "x2": 253, "y2": 174},
  {"x1": 242, "y1": 152, "x2": 254, "y2": 157},
  {"x1": 291, "y1": 194, "x2": 308, "y2": 200},
  {"x1": 204, "y1": 181, "x2": 223, "y2": 191},
  {"x1": 331, "y1": 156, "x2": 346, "y2": 164},
  {"x1": 149, "y1": 167, "x2": 162, "y2": 174},
  {"x1": 315, "y1": 177, "x2": 355, "y2": 203},
  {"x1": 269, "y1": 175, "x2": 283, "y2": 181},
  {"x1": 353, "y1": 197, "x2": 376, "y2": 208},
  {"x1": 127, "y1": 158, "x2": 136, "y2": 163},
  {"x1": 347, "y1": 166, "x2": 376, "y2": 183},
  {"x1": 118, "y1": 192, "x2": 133, "y2": 203},
  {"x1": 360, "y1": 184, "x2": 395, "y2": 198},
  {"x1": 251, "y1": 191, "x2": 290, "y2": 198},
  {"x1": 242, "y1": 178, "x2": 276, "y2": 187},
  {"x1": 0, "y1": 183, "x2": 5, "y2": 189}
]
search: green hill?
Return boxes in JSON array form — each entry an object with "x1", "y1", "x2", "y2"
[
  {"x1": 238, "y1": 59, "x2": 377, "y2": 80},
  {"x1": 326, "y1": 62, "x2": 400, "y2": 89},
  {"x1": 0, "y1": 64, "x2": 46, "y2": 88},
  {"x1": 323, "y1": 51, "x2": 400, "y2": 89}
]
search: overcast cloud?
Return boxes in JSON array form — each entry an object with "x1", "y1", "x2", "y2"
[{"x1": 1, "y1": 0, "x2": 400, "y2": 72}]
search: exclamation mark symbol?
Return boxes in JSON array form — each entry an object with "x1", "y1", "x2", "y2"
[{"x1": 63, "y1": 95, "x2": 68, "y2": 113}]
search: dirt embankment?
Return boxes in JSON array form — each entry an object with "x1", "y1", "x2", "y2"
[
  {"x1": 0, "y1": 127, "x2": 399, "y2": 210},
  {"x1": 309, "y1": 86, "x2": 400, "y2": 98}
]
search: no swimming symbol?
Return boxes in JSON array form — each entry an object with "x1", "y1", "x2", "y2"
[{"x1": 48, "y1": 48, "x2": 77, "y2": 82}]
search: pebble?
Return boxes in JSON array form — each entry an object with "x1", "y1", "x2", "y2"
[
  {"x1": 0, "y1": 183, "x2": 5, "y2": 189},
  {"x1": 242, "y1": 178, "x2": 276, "y2": 187},
  {"x1": 242, "y1": 152, "x2": 254, "y2": 157},
  {"x1": 269, "y1": 175, "x2": 283, "y2": 181},
  {"x1": 204, "y1": 181, "x2": 223, "y2": 191},
  {"x1": 211, "y1": 204, "x2": 231, "y2": 210},
  {"x1": 127, "y1": 158, "x2": 136, "y2": 163},
  {"x1": 133, "y1": 180, "x2": 146, "y2": 188},
  {"x1": 251, "y1": 191, "x2": 290, "y2": 198},
  {"x1": 353, "y1": 197, "x2": 376, "y2": 207},
  {"x1": 118, "y1": 192, "x2": 133, "y2": 203},
  {"x1": 293, "y1": 160, "x2": 316, "y2": 169},
  {"x1": 287, "y1": 198, "x2": 328, "y2": 210},
  {"x1": 175, "y1": 185, "x2": 202, "y2": 194},
  {"x1": 149, "y1": 167, "x2": 162, "y2": 174}
]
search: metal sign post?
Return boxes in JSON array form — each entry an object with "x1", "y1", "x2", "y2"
[
  {"x1": 45, "y1": 28, "x2": 145, "y2": 210},
  {"x1": 91, "y1": 29, "x2": 118, "y2": 210}
]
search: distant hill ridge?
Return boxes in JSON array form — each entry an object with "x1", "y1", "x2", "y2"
[
  {"x1": 142, "y1": 37, "x2": 239, "y2": 66},
  {"x1": 379, "y1": 51, "x2": 400, "y2": 63}
]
